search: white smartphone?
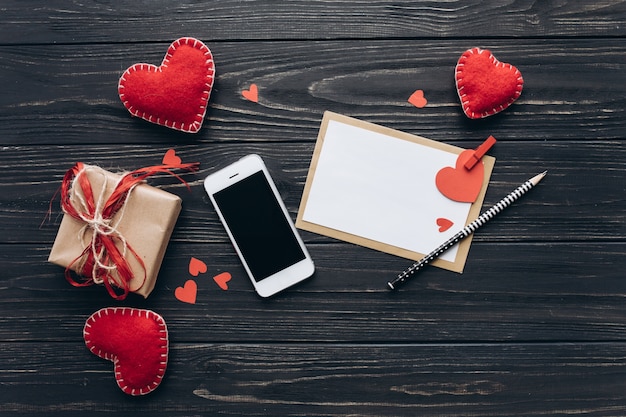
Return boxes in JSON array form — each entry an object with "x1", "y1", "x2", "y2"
[{"x1": 203, "y1": 154, "x2": 315, "y2": 297}]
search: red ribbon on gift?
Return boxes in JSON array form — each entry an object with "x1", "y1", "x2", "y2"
[{"x1": 60, "y1": 161, "x2": 199, "y2": 300}]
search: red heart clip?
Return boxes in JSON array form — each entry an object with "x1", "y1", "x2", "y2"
[
  {"x1": 435, "y1": 149, "x2": 485, "y2": 203},
  {"x1": 83, "y1": 307, "x2": 169, "y2": 396},
  {"x1": 455, "y1": 48, "x2": 523, "y2": 119},
  {"x1": 118, "y1": 37, "x2": 215, "y2": 133}
]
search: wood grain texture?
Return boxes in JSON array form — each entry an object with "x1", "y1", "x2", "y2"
[
  {"x1": 0, "y1": 142, "x2": 624, "y2": 243},
  {"x1": 1, "y1": 242, "x2": 624, "y2": 343},
  {"x1": 1, "y1": 0, "x2": 625, "y2": 415},
  {"x1": 1, "y1": 342, "x2": 625, "y2": 416},
  {"x1": 1, "y1": 0, "x2": 625, "y2": 44},
  {"x1": 1, "y1": 40, "x2": 625, "y2": 145}
]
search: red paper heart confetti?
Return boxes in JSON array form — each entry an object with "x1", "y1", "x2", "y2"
[
  {"x1": 118, "y1": 37, "x2": 215, "y2": 133},
  {"x1": 188, "y1": 257, "x2": 208, "y2": 276},
  {"x1": 435, "y1": 149, "x2": 485, "y2": 203},
  {"x1": 162, "y1": 148, "x2": 182, "y2": 165},
  {"x1": 175, "y1": 279, "x2": 197, "y2": 304},
  {"x1": 213, "y1": 272, "x2": 232, "y2": 290},
  {"x1": 242, "y1": 83, "x2": 259, "y2": 103},
  {"x1": 455, "y1": 47, "x2": 523, "y2": 119},
  {"x1": 83, "y1": 307, "x2": 168, "y2": 396},
  {"x1": 436, "y1": 218, "x2": 454, "y2": 232},
  {"x1": 408, "y1": 89, "x2": 428, "y2": 108}
]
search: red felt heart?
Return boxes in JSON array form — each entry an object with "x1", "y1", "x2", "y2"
[
  {"x1": 455, "y1": 47, "x2": 523, "y2": 119},
  {"x1": 118, "y1": 37, "x2": 215, "y2": 133},
  {"x1": 435, "y1": 149, "x2": 485, "y2": 203},
  {"x1": 83, "y1": 307, "x2": 168, "y2": 396}
]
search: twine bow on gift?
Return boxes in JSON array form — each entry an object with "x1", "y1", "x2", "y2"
[{"x1": 60, "y1": 161, "x2": 198, "y2": 300}]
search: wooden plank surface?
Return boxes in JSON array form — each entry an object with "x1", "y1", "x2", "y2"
[
  {"x1": 1, "y1": 1, "x2": 625, "y2": 415},
  {"x1": 1, "y1": 40, "x2": 625, "y2": 145},
  {"x1": 1, "y1": 142, "x2": 624, "y2": 243},
  {"x1": 1, "y1": 0, "x2": 625, "y2": 43},
  {"x1": 1, "y1": 242, "x2": 625, "y2": 343},
  {"x1": 1, "y1": 342, "x2": 625, "y2": 416}
]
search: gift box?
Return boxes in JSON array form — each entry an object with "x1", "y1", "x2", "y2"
[{"x1": 49, "y1": 162, "x2": 195, "y2": 299}]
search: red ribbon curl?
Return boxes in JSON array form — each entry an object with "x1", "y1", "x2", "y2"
[{"x1": 60, "y1": 161, "x2": 199, "y2": 300}]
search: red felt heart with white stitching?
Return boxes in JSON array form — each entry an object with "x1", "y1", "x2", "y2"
[
  {"x1": 118, "y1": 37, "x2": 215, "y2": 133},
  {"x1": 83, "y1": 307, "x2": 169, "y2": 396},
  {"x1": 455, "y1": 47, "x2": 523, "y2": 119}
]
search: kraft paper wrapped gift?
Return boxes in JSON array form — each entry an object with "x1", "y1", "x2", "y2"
[{"x1": 48, "y1": 164, "x2": 182, "y2": 298}]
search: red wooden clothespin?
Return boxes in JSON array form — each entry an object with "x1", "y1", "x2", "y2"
[{"x1": 464, "y1": 135, "x2": 497, "y2": 170}]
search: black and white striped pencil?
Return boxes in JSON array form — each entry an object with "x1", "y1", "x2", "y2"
[{"x1": 387, "y1": 171, "x2": 547, "y2": 290}]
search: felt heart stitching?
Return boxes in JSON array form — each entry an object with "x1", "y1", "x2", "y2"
[
  {"x1": 435, "y1": 149, "x2": 485, "y2": 203},
  {"x1": 118, "y1": 37, "x2": 215, "y2": 133},
  {"x1": 455, "y1": 47, "x2": 523, "y2": 119},
  {"x1": 83, "y1": 307, "x2": 168, "y2": 396}
]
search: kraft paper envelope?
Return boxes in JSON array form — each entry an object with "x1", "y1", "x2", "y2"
[{"x1": 296, "y1": 111, "x2": 495, "y2": 273}]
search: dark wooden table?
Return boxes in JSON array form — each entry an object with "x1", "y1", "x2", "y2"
[{"x1": 2, "y1": 1, "x2": 625, "y2": 415}]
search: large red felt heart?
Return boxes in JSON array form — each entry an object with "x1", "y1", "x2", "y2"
[
  {"x1": 455, "y1": 48, "x2": 523, "y2": 119},
  {"x1": 118, "y1": 37, "x2": 215, "y2": 133},
  {"x1": 83, "y1": 307, "x2": 169, "y2": 396},
  {"x1": 435, "y1": 149, "x2": 485, "y2": 203}
]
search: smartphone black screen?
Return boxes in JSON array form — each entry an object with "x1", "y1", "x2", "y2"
[{"x1": 213, "y1": 171, "x2": 306, "y2": 281}]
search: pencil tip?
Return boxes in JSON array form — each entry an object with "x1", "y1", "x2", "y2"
[{"x1": 530, "y1": 171, "x2": 547, "y2": 185}]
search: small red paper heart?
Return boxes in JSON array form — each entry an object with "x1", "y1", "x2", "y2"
[
  {"x1": 162, "y1": 148, "x2": 182, "y2": 165},
  {"x1": 455, "y1": 48, "x2": 523, "y2": 119},
  {"x1": 175, "y1": 279, "x2": 197, "y2": 304},
  {"x1": 213, "y1": 272, "x2": 232, "y2": 290},
  {"x1": 436, "y1": 218, "x2": 454, "y2": 232},
  {"x1": 408, "y1": 89, "x2": 428, "y2": 108},
  {"x1": 242, "y1": 84, "x2": 259, "y2": 103},
  {"x1": 435, "y1": 149, "x2": 485, "y2": 203},
  {"x1": 188, "y1": 257, "x2": 207, "y2": 276},
  {"x1": 118, "y1": 37, "x2": 215, "y2": 133},
  {"x1": 83, "y1": 307, "x2": 168, "y2": 396}
]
